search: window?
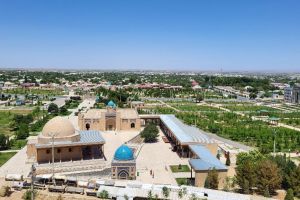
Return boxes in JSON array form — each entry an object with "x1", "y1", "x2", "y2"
[
  {"x1": 46, "y1": 149, "x2": 51, "y2": 154},
  {"x1": 68, "y1": 148, "x2": 72, "y2": 152},
  {"x1": 57, "y1": 148, "x2": 61, "y2": 153}
]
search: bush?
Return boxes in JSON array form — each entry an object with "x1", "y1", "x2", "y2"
[
  {"x1": 98, "y1": 189, "x2": 109, "y2": 199},
  {"x1": 0, "y1": 185, "x2": 10, "y2": 197},
  {"x1": 285, "y1": 189, "x2": 294, "y2": 200}
]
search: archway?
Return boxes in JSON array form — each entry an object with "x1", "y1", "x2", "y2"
[
  {"x1": 131, "y1": 123, "x2": 135, "y2": 128},
  {"x1": 118, "y1": 170, "x2": 129, "y2": 179},
  {"x1": 85, "y1": 123, "x2": 90, "y2": 130}
]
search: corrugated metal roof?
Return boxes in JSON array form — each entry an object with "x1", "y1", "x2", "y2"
[
  {"x1": 79, "y1": 130, "x2": 105, "y2": 143},
  {"x1": 189, "y1": 145, "x2": 227, "y2": 171},
  {"x1": 160, "y1": 115, "x2": 213, "y2": 144},
  {"x1": 35, "y1": 130, "x2": 105, "y2": 148}
]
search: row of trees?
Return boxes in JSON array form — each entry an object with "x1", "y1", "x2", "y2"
[{"x1": 235, "y1": 151, "x2": 300, "y2": 198}]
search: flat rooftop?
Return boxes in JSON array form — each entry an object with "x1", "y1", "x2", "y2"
[{"x1": 160, "y1": 114, "x2": 213, "y2": 145}]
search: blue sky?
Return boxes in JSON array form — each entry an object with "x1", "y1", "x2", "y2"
[{"x1": 0, "y1": 0, "x2": 299, "y2": 71}]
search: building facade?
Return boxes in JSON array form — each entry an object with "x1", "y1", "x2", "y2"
[
  {"x1": 284, "y1": 84, "x2": 300, "y2": 104},
  {"x1": 78, "y1": 101, "x2": 141, "y2": 131},
  {"x1": 111, "y1": 145, "x2": 136, "y2": 180},
  {"x1": 27, "y1": 116, "x2": 105, "y2": 164}
]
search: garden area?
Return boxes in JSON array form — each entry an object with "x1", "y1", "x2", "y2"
[{"x1": 176, "y1": 111, "x2": 300, "y2": 153}]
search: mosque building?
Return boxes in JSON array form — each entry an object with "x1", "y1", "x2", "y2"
[
  {"x1": 111, "y1": 144, "x2": 136, "y2": 180},
  {"x1": 78, "y1": 100, "x2": 141, "y2": 131},
  {"x1": 27, "y1": 116, "x2": 105, "y2": 163}
]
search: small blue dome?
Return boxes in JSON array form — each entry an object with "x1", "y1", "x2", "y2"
[
  {"x1": 114, "y1": 145, "x2": 134, "y2": 161},
  {"x1": 107, "y1": 100, "x2": 116, "y2": 108}
]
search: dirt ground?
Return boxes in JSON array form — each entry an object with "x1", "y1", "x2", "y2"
[{"x1": 0, "y1": 189, "x2": 99, "y2": 200}]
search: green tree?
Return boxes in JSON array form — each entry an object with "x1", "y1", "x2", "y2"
[
  {"x1": 286, "y1": 165, "x2": 300, "y2": 197},
  {"x1": 204, "y1": 168, "x2": 219, "y2": 189},
  {"x1": 48, "y1": 103, "x2": 59, "y2": 114},
  {"x1": 285, "y1": 189, "x2": 294, "y2": 200},
  {"x1": 16, "y1": 123, "x2": 29, "y2": 139},
  {"x1": 256, "y1": 160, "x2": 282, "y2": 196},
  {"x1": 235, "y1": 160, "x2": 256, "y2": 194},
  {"x1": 141, "y1": 123, "x2": 159, "y2": 143}
]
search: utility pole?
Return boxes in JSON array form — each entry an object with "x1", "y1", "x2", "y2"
[
  {"x1": 48, "y1": 132, "x2": 57, "y2": 185},
  {"x1": 31, "y1": 164, "x2": 36, "y2": 200}
]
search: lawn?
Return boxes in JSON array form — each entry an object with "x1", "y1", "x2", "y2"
[
  {"x1": 0, "y1": 111, "x2": 15, "y2": 136},
  {"x1": 170, "y1": 165, "x2": 191, "y2": 173},
  {"x1": 0, "y1": 152, "x2": 17, "y2": 167}
]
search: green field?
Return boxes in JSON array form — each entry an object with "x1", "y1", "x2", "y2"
[
  {"x1": 0, "y1": 110, "x2": 32, "y2": 136},
  {"x1": 0, "y1": 152, "x2": 16, "y2": 166},
  {"x1": 170, "y1": 165, "x2": 191, "y2": 172}
]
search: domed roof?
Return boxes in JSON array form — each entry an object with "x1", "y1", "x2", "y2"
[
  {"x1": 41, "y1": 116, "x2": 76, "y2": 138},
  {"x1": 107, "y1": 100, "x2": 116, "y2": 108},
  {"x1": 114, "y1": 145, "x2": 134, "y2": 161}
]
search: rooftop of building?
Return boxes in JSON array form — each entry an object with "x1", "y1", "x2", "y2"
[
  {"x1": 35, "y1": 130, "x2": 105, "y2": 148},
  {"x1": 188, "y1": 145, "x2": 227, "y2": 171},
  {"x1": 82, "y1": 108, "x2": 140, "y2": 119},
  {"x1": 160, "y1": 114, "x2": 214, "y2": 145},
  {"x1": 113, "y1": 144, "x2": 134, "y2": 161}
]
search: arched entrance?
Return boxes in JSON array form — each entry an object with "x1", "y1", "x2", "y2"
[
  {"x1": 85, "y1": 123, "x2": 90, "y2": 130},
  {"x1": 131, "y1": 123, "x2": 135, "y2": 128},
  {"x1": 118, "y1": 170, "x2": 129, "y2": 179}
]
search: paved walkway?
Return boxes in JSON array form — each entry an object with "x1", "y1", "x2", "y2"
[
  {"x1": 0, "y1": 146, "x2": 31, "y2": 178},
  {"x1": 136, "y1": 129, "x2": 189, "y2": 185}
]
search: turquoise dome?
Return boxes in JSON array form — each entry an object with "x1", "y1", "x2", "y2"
[
  {"x1": 107, "y1": 100, "x2": 116, "y2": 108},
  {"x1": 114, "y1": 145, "x2": 134, "y2": 161}
]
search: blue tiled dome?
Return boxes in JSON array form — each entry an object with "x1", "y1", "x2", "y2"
[
  {"x1": 107, "y1": 100, "x2": 116, "y2": 108},
  {"x1": 114, "y1": 145, "x2": 134, "y2": 161}
]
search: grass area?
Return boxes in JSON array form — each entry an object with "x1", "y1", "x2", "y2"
[
  {"x1": 170, "y1": 165, "x2": 191, "y2": 173},
  {"x1": 0, "y1": 109, "x2": 33, "y2": 136},
  {"x1": 0, "y1": 152, "x2": 17, "y2": 167},
  {"x1": 0, "y1": 111, "x2": 15, "y2": 136},
  {"x1": 176, "y1": 178, "x2": 192, "y2": 186}
]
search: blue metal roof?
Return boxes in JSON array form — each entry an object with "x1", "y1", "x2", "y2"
[
  {"x1": 79, "y1": 130, "x2": 105, "y2": 144},
  {"x1": 160, "y1": 115, "x2": 213, "y2": 145},
  {"x1": 189, "y1": 145, "x2": 227, "y2": 171},
  {"x1": 114, "y1": 145, "x2": 134, "y2": 161}
]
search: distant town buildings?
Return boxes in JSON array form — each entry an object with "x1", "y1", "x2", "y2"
[{"x1": 284, "y1": 84, "x2": 300, "y2": 104}]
